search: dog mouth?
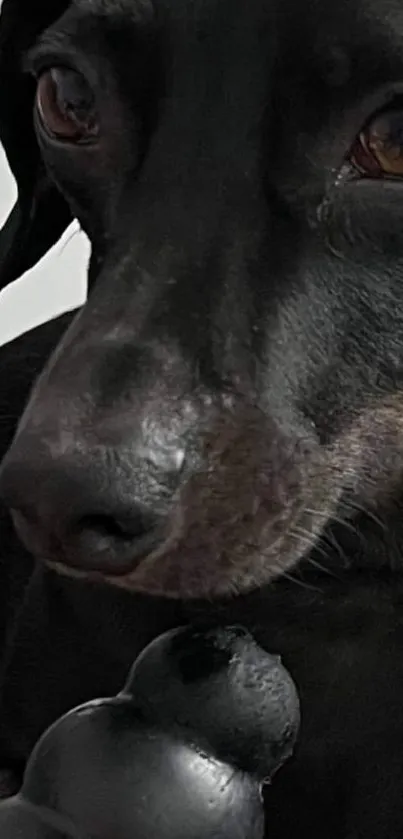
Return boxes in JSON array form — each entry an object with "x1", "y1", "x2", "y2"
[
  {"x1": 10, "y1": 507, "x2": 167, "y2": 578},
  {"x1": 9, "y1": 424, "x2": 341, "y2": 600},
  {"x1": 103, "y1": 481, "x2": 340, "y2": 599},
  {"x1": 11, "y1": 494, "x2": 337, "y2": 599},
  {"x1": 9, "y1": 395, "x2": 400, "y2": 601}
]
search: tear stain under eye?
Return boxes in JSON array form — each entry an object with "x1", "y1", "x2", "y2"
[
  {"x1": 314, "y1": 159, "x2": 356, "y2": 229},
  {"x1": 314, "y1": 108, "x2": 403, "y2": 232}
]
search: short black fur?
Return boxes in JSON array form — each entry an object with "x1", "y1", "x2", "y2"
[{"x1": 2, "y1": 0, "x2": 403, "y2": 834}]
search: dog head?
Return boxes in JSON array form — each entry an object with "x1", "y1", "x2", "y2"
[{"x1": 1, "y1": 0, "x2": 403, "y2": 598}]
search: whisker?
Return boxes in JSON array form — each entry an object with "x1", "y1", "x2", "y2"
[
  {"x1": 338, "y1": 498, "x2": 386, "y2": 532},
  {"x1": 280, "y1": 568, "x2": 321, "y2": 592},
  {"x1": 305, "y1": 506, "x2": 358, "y2": 535},
  {"x1": 291, "y1": 525, "x2": 340, "y2": 578}
]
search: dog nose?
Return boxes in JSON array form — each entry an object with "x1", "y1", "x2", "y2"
[{"x1": 0, "y1": 434, "x2": 184, "y2": 576}]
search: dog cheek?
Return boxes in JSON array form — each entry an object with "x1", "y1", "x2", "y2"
[
  {"x1": 330, "y1": 395, "x2": 403, "y2": 511},
  {"x1": 114, "y1": 406, "x2": 325, "y2": 598}
]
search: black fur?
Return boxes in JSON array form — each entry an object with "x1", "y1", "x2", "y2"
[
  {"x1": 2, "y1": 0, "x2": 403, "y2": 834},
  {"x1": 0, "y1": 0, "x2": 71, "y2": 287}
]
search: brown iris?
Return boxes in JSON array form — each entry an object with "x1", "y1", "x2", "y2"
[{"x1": 350, "y1": 109, "x2": 403, "y2": 177}]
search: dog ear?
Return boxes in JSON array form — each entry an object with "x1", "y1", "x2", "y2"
[{"x1": 0, "y1": 0, "x2": 72, "y2": 291}]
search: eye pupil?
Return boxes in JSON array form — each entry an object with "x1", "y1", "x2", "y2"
[
  {"x1": 54, "y1": 68, "x2": 91, "y2": 117},
  {"x1": 350, "y1": 108, "x2": 403, "y2": 178},
  {"x1": 36, "y1": 67, "x2": 99, "y2": 143}
]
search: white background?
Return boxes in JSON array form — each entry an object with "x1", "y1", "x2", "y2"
[{"x1": 0, "y1": 141, "x2": 88, "y2": 346}]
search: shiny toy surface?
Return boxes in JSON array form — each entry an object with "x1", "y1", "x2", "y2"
[{"x1": 0, "y1": 626, "x2": 300, "y2": 838}]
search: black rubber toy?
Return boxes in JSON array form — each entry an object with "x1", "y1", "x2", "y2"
[{"x1": 0, "y1": 626, "x2": 300, "y2": 838}]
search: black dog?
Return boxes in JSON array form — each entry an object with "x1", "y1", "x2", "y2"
[{"x1": 2, "y1": 0, "x2": 403, "y2": 834}]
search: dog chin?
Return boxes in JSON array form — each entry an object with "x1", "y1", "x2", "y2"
[{"x1": 42, "y1": 503, "x2": 331, "y2": 600}]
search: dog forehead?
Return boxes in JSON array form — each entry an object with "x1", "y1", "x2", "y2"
[
  {"x1": 69, "y1": 0, "x2": 272, "y2": 32},
  {"x1": 71, "y1": 0, "x2": 152, "y2": 19},
  {"x1": 61, "y1": 0, "x2": 403, "y2": 60},
  {"x1": 72, "y1": 0, "x2": 148, "y2": 12}
]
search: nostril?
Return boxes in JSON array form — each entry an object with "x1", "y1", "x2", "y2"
[
  {"x1": 78, "y1": 513, "x2": 146, "y2": 543},
  {"x1": 0, "y1": 449, "x2": 171, "y2": 576},
  {"x1": 70, "y1": 509, "x2": 165, "y2": 575}
]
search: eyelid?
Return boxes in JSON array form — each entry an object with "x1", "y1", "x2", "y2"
[
  {"x1": 24, "y1": 39, "x2": 83, "y2": 78},
  {"x1": 342, "y1": 83, "x2": 403, "y2": 147},
  {"x1": 361, "y1": 95, "x2": 403, "y2": 133}
]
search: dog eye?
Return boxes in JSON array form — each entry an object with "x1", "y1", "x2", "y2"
[
  {"x1": 36, "y1": 67, "x2": 99, "y2": 143},
  {"x1": 349, "y1": 108, "x2": 403, "y2": 177}
]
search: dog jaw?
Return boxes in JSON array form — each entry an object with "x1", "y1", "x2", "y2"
[{"x1": 42, "y1": 395, "x2": 403, "y2": 600}]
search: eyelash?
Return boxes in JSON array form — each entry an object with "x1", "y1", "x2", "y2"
[{"x1": 24, "y1": 41, "x2": 84, "y2": 80}]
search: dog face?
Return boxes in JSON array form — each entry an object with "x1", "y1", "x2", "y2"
[{"x1": 1, "y1": 0, "x2": 403, "y2": 598}]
